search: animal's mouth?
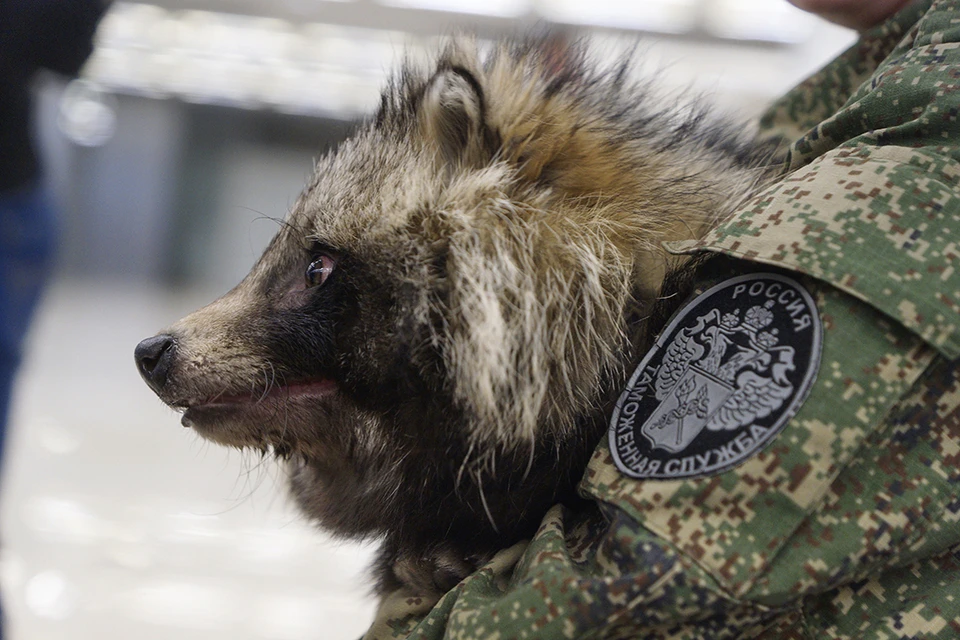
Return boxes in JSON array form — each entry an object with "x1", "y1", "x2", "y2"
[{"x1": 178, "y1": 379, "x2": 339, "y2": 428}]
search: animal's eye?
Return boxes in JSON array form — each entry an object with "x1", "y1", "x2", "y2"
[{"x1": 305, "y1": 254, "x2": 336, "y2": 288}]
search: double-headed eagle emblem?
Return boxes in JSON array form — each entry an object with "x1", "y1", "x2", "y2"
[{"x1": 643, "y1": 301, "x2": 797, "y2": 453}]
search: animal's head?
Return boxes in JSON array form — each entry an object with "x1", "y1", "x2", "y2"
[{"x1": 135, "y1": 37, "x2": 765, "y2": 538}]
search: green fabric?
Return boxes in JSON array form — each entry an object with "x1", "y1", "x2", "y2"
[{"x1": 366, "y1": 1, "x2": 960, "y2": 637}]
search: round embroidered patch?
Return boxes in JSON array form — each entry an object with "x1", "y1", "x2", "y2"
[{"x1": 609, "y1": 273, "x2": 822, "y2": 480}]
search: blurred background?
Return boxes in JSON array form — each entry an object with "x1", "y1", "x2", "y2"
[{"x1": 1, "y1": 1, "x2": 855, "y2": 639}]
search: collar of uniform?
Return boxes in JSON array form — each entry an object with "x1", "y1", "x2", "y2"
[{"x1": 665, "y1": 144, "x2": 960, "y2": 360}]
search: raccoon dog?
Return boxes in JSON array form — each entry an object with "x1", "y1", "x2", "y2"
[{"x1": 135, "y1": 36, "x2": 771, "y2": 597}]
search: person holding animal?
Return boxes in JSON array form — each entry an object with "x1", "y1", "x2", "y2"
[{"x1": 136, "y1": 0, "x2": 960, "y2": 637}]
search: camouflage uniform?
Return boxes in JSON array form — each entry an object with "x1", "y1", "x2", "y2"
[{"x1": 366, "y1": 1, "x2": 960, "y2": 637}]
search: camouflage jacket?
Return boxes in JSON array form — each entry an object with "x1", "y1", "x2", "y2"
[{"x1": 366, "y1": 1, "x2": 960, "y2": 637}]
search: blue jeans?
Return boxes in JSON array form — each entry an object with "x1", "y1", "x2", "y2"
[
  {"x1": 0, "y1": 182, "x2": 54, "y2": 459},
  {"x1": 0, "y1": 182, "x2": 54, "y2": 638}
]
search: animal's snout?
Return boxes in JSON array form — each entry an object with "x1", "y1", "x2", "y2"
[{"x1": 135, "y1": 334, "x2": 177, "y2": 392}]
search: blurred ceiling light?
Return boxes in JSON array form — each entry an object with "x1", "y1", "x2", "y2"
[
  {"x1": 287, "y1": 68, "x2": 381, "y2": 116},
  {"x1": 176, "y1": 10, "x2": 294, "y2": 61},
  {"x1": 83, "y1": 0, "x2": 816, "y2": 119},
  {"x1": 379, "y1": 0, "x2": 531, "y2": 17},
  {"x1": 540, "y1": 0, "x2": 699, "y2": 33},
  {"x1": 94, "y1": 2, "x2": 169, "y2": 50},
  {"x1": 57, "y1": 80, "x2": 119, "y2": 147},
  {"x1": 703, "y1": 0, "x2": 815, "y2": 43},
  {"x1": 299, "y1": 24, "x2": 402, "y2": 72},
  {"x1": 82, "y1": 47, "x2": 135, "y2": 91},
  {"x1": 24, "y1": 571, "x2": 78, "y2": 621},
  {"x1": 175, "y1": 58, "x2": 259, "y2": 107}
]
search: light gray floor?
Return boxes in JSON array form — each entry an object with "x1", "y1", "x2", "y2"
[{"x1": 0, "y1": 279, "x2": 377, "y2": 640}]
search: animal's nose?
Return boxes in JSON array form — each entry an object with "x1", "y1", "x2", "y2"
[{"x1": 135, "y1": 334, "x2": 177, "y2": 392}]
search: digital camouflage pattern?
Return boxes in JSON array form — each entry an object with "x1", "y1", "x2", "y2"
[{"x1": 365, "y1": 1, "x2": 960, "y2": 637}]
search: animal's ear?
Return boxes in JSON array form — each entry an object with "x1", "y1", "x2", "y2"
[
  {"x1": 495, "y1": 34, "x2": 590, "y2": 184},
  {"x1": 421, "y1": 67, "x2": 491, "y2": 166}
]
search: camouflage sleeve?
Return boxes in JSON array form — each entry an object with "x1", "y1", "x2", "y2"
[
  {"x1": 673, "y1": 0, "x2": 960, "y2": 358},
  {"x1": 365, "y1": 1, "x2": 960, "y2": 637},
  {"x1": 369, "y1": 320, "x2": 958, "y2": 640}
]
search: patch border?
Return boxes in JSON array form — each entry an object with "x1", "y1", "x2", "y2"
[{"x1": 609, "y1": 272, "x2": 823, "y2": 480}]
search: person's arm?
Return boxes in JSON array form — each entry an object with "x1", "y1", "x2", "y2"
[{"x1": 788, "y1": 0, "x2": 916, "y2": 30}]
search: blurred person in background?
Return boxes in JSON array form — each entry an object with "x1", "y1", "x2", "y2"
[{"x1": 0, "y1": 0, "x2": 109, "y2": 636}]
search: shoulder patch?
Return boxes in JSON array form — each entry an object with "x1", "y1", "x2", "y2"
[{"x1": 610, "y1": 273, "x2": 822, "y2": 480}]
